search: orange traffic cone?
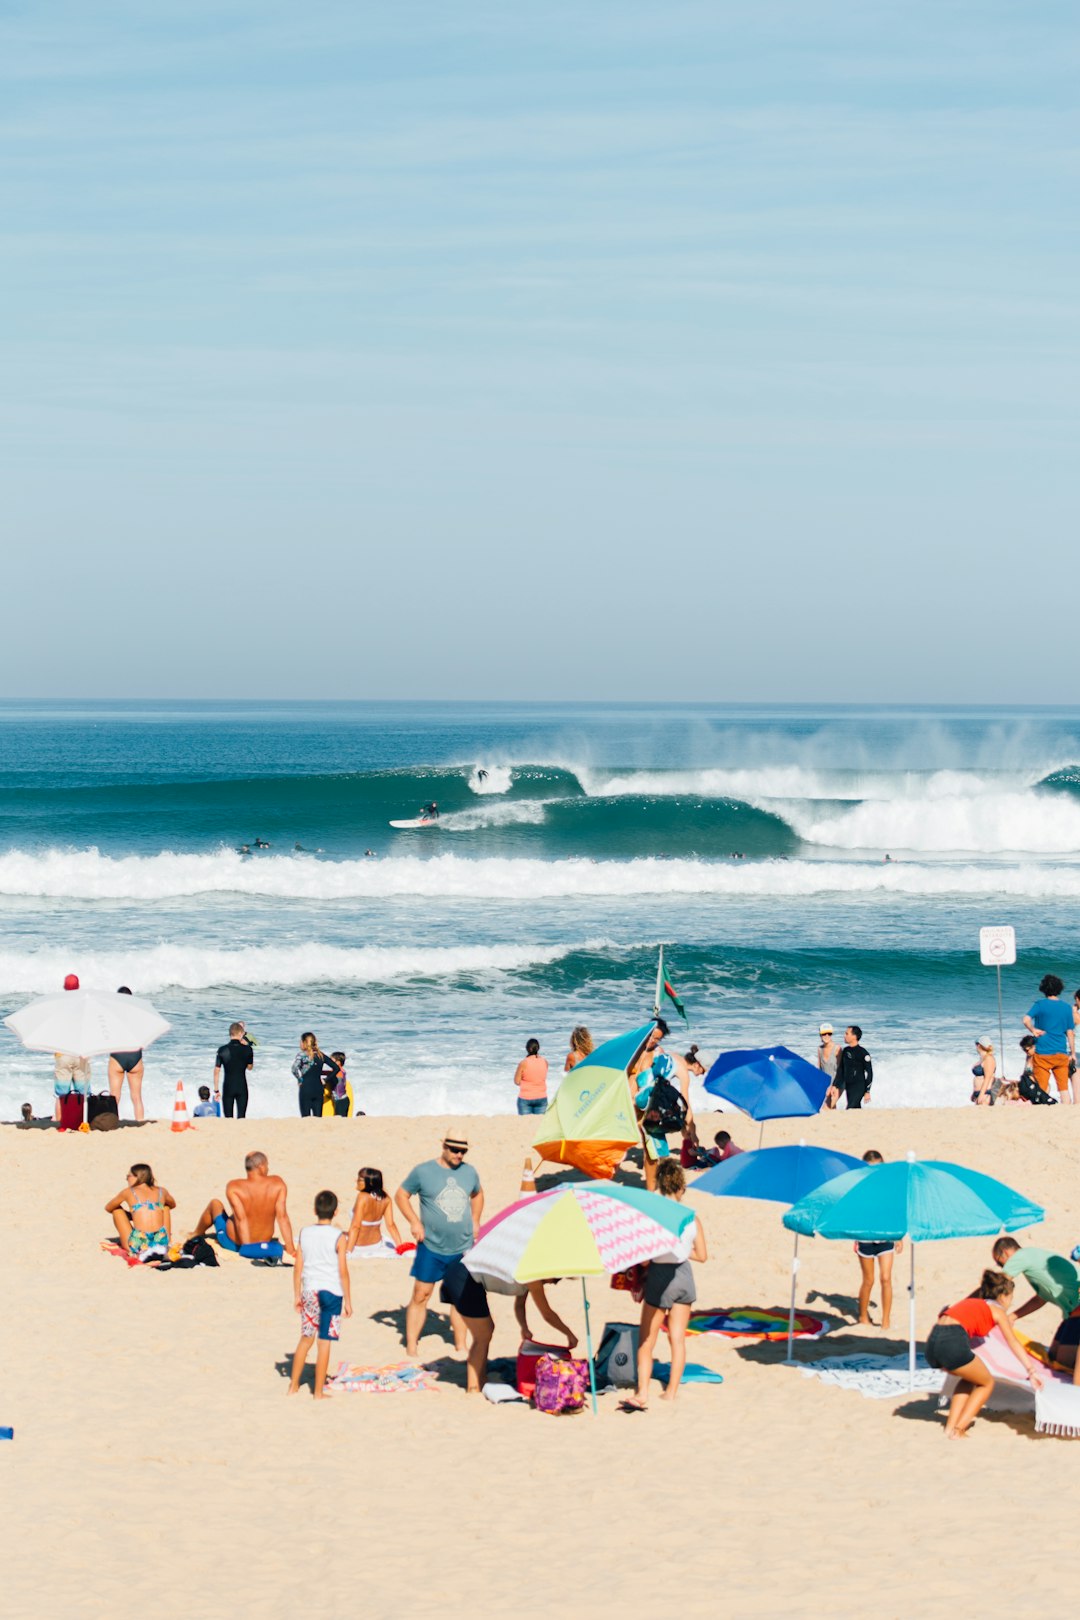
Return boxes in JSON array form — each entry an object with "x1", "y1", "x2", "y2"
[
  {"x1": 519, "y1": 1156, "x2": 536, "y2": 1196},
  {"x1": 171, "y1": 1080, "x2": 195, "y2": 1132}
]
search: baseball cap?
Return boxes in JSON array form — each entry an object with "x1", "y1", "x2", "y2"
[
  {"x1": 63, "y1": 973, "x2": 80, "y2": 991},
  {"x1": 819, "y1": 1024, "x2": 833, "y2": 1035}
]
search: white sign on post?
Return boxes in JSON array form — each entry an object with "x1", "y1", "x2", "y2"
[{"x1": 980, "y1": 925, "x2": 1016, "y2": 967}]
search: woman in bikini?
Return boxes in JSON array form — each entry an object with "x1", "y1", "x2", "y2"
[
  {"x1": 105, "y1": 1163, "x2": 176, "y2": 1260},
  {"x1": 564, "y1": 1026, "x2": 594, "y2": 1072},
  {"x1": 855, "y1": 1150, "x2": 902, "y2": 1329},
  {"x1": 108, "y1": 986, "x2": 146, "y2": 1122},
  {"x1": 346, "y1": 1167, "x2": 403, "y2": 1258},
  {"x1": 924, "y1": 1269, "x2": 1043, "y2": 1438}
]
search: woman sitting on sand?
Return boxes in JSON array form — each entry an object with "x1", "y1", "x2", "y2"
[
  {"x1": 970, "y1": 1038, "x2": 997, "y2": 1106},
  {"x1": 564, "y1": 1026, "x2": 593, "y2": 1071},
  {"x1": 105, "y1": 1163, "x2": 176, "y2": 1260},
  {"x1": 346, "y1": 1167, "x2": 403, "y2": 1258},
  {"x1": 924, "y1": 1269, "x2": 1043, "y2": 1438},
  {"x1": 623, "y1": 1160, "x2": 707, "y2": 1411}
]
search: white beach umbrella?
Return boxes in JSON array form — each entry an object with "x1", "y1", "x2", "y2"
[{"x1": 4, "y1": 988, "x2": 171, "y2": 1057}]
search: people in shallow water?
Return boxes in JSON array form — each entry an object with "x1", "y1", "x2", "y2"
[{"x1": 253, "y1": 837, "x2": 270, "y2": 849}]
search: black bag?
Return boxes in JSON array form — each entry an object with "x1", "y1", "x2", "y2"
[
  {"x1": 594, "y1": 1322, "x2": 639, "y2": 1389},
  {"x1": 181, "y1": 1236, "x2": 219, "y2": 1266},
  {"x1": 643, "y1": 1077, "x2": 688, "y2": 1136},
  {"x1": 1018, "y1": 1075, "x2": 1057, "y2": 1106},
  {"x1": 88, "y1": 1092, "x2": 119, "y2": 1124}
]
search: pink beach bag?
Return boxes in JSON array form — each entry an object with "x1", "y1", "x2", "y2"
[{"x1": 533, "y1": 1354, "x2": 589, "y2": 1415}]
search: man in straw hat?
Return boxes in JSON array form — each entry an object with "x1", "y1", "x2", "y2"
[{"x1": 395, "y1": 1127, "x2": 484, "y2": 1360}]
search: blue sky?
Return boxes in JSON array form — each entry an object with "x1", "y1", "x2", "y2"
[{"x1": 1, "y1": 1, "x2": 1077, "y2": 700}]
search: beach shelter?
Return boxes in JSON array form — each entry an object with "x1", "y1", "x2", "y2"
[
  {"x1": 5, "y1": 987, "x2": 171, "y2": 1057},
  {"x1": 784, "y1": 1154, "x2": 1044, "y2": 1390},
  {"x1": 694, "y1": 1142, "x2": 864, "y2": 1359},
  {"x1": 703, "y1": 1046, "x2": 830, "y2": 1146},
  {"x1": 465, "y1": 1180, "x2": 697, "y2": 1412},
  {"x1": 533, "y1": 1021, "x2": 653, "y2": 1180}
]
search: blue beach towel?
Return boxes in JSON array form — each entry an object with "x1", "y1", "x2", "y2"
[{"x1": 652, "y1": 1362, "x2": 724, "y2": 1385}]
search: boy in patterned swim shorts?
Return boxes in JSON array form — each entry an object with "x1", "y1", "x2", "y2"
[{"x1": 287, "y1": 1190, "x2": 352, "y2": 1399}]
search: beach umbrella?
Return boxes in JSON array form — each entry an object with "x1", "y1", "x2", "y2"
[
  {"x1": 694, "y1": 1142, "x2": 864, "y2": 1360},
  {"x1": 4, "y1": 987, "x2": 171, "y2": 1058},
  {"x1": 465, "y1": 1180, "x2": 697, "y2": 1413},
  {"x1": 703, "y1": 1046, "x2": 830, "y2": 1146},
  {"x1": 533, "y1": 1021, "x2": 654, "y2": 1181},
  {"x1": 783, "y1": 1154, "x2": 1045, "y2": 1389}
]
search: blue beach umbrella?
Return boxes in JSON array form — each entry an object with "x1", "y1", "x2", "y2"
[
  {"x1": 783, "y1": 1155, "x2": 1044, "y2": 1389},
  {"x1": 703, "y1": 1046, "x2": 830, "y2": 1145},
  {"x1": 695, "y1": 1142, "x2": 864, "y2": 1360}
]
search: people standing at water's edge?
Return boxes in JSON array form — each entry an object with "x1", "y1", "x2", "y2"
[
  {"x1": 513, "y1": 1038, "x2": 549, "y2": 1115},
  {"x1": 830, "y1": 1026, "x2": 873, "y2": 1109},
  {"x1": 1023, "y1": 973, "x2": 1074, "y2": 1102},
  {"x1": 924, "y1": 1270, "x2": 1042, "y2": 1439},
  {"x1": 287, "y1": 1190, "x2": 352, "y2": 1400},
  {"x1": 190, "y1": 1151, "x2": 296, "y2": 1257},
  {"x1": 970, "y1": 1038, "x2": 997, "y2": 1106},
  {"x1": 817, "y1": 1025, "x2": 840, "y2": 1109},
  {"x1": 105, "y1": 1163, "x2": 176, "y2": 1260},
  {"x1": 292, "y1": 1032, "x2": 341, "y2": 1119},
  {"x1": 346, "y1": 1167, "x2": 403, "y2": 1257},
  {"x1": 564, "y1": 1025, "x2": 593, "y2": 1071},
  {"x1": 624, "y1": 1160, "x2": 707, "y2": 1410},
  {"x1": 108, "y1": 986, "x2": 146, "y2": 1121},
  {"x1": 395, "y1": 1129, "x2": 483, "y2": 1358},
  {"x1": 213, "y1": 1022, "x2": 253, "y2": 1119}
]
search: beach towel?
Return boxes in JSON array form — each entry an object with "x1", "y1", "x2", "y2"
[
  {"x1": 100, "y1": 1240, "x2": 151, "y2": 1268},
  {"x1": 682, "y1": 1307, "x2": 832, "y2": 1341},
  {"x1": 652, "y1": 1362, "x2": 724, "y2": 1385},
  {"x1": 942, "y1": 1327, "x2": 1080, "y2": 1438},
  {"x1": 325, "y1": 1361, "x2": 439, "y2": 1395},
  {"x1": 798, "y1": 1353, "x2": 945, "y2": 1399}
]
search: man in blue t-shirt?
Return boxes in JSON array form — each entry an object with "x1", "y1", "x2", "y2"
[
  {"x1": 395, "y1": 1129, "x2": 484, "y2": 1358},
  {"x1": 1023, "y1": 973, "x2": 1075, "y2": 1100}
]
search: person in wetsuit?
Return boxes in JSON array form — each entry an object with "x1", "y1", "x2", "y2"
[{"x1": 213, "y1": 1022, "x2": 255, "y2": 1118}]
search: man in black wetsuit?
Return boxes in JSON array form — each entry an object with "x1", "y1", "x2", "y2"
[
  {"x1": 213, "y1": 1022, "x2": 254, "y2": 1119},
  {"x1": 832, "y1": 1025, "x2": 873, "y2": 1110}
]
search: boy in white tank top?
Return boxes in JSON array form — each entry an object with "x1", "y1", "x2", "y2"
[{"x1": 287, "y1": 1190, "x2": 352, "y2": 1399}]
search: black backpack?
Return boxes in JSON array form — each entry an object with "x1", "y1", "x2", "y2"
[
  {"x1": 1018, "y1": 1075, "x2": 1057, "y2": 1106},
  {"x1": 643, "y1": 1077, "x2": 688, "y2": 1135}
]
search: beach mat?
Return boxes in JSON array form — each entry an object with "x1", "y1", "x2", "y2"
[
  {"x1": 100, "y1": 1240, "x2": 149, "y2": 1268},
  {"x1": 652, "y1": 1362, "x2": 724, "y2": 1385},
  {"x1": 326, "y1": 1361, "x2": 439, "y2": 1395},
  {"x1": 682, "y1": 1307, "x2": 832, "y2": 1341},
  {"x1": 798, "y1": 1352, "x2": 944, "y2": 1399}
]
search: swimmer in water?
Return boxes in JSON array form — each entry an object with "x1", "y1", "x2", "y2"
[
  {"x1": 238, "y1": 844, "x2": 251, "y2": 855},
  {"x1": 253, "y1": 838, "x2": 270, "y2": 849},
  {"x1": 364, "y1": 849, "x2": 376, "y2": 857}
]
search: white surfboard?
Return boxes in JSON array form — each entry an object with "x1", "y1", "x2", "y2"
[{"x1": 388, "y1": 817, "x2": 438, "y2": 829}]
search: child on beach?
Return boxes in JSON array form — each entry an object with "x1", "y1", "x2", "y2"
[
  {"x1": 104, "y1": 1164, "x2": 176, "y2": 1259},
  {"x1": 855, "y1": 1150, "x2": 901, "y2": 1329},
  {"x1": 288, "y1": 1191, "x2": 352, "y2": 1399},
  {"x1": 624, "y1": 1160, "x2": 707, "y2": 1410},
  {"x1": 326, "y1": 1052, "x2": 351, "y2": 1118},
  {"x1": 924, "y1": 1270, "x2": 1043, "y2": 1438},
  {"x1": 346, "y1": 1167, "x2": 403, "y2": 1257},
  {"x1": 193, "y1": 1085, "x2": 219, "y2": 1118}
]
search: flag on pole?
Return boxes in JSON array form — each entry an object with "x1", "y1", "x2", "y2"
[{"x1": 654, "y1": 947, "x2": 689, "y2": 1026}]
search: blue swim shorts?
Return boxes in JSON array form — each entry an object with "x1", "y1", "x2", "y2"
[
  {"x1": 410, "y1": 1241, "x2": 466, "y2": 1284},
  {"x1": 213, "y1": 1213, "x2": 283, "y2": 1261}
]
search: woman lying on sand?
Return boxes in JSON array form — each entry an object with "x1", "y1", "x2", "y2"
[
  {"x1": 346, "y1": 1167, "x2": 403, "y2": 1257},
  {"x1": 105, "y1": 1163, "x2": 176, "y2": 1260},
  {"x1": 924, "y1": 1269, "x2": 1043, "y2": 1438}
]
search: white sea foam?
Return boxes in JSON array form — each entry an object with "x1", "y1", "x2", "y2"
[
  {"x1": 0, "y1": 846, "x2": 1078, "y2": 902},
  {"x1": 438, "y1": 799, "x2": 547, "y2": 832},
  {"x1": 781, "y1": 791, "x2": 1080, "y2": 855},
  {"x1": 467, "y1": 764, "x2": 513, "y2": 795},
  {"x1": 0, "y1": 937, "x2": 609, "y2": 996},
  {"x1": 572, "y1": 764, "x2": 1052, "y2": 802}
]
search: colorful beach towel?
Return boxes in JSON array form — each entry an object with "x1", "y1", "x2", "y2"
[
  {"x1": 100, "y1": 1240, "x2": 149, "y2": 1268},
  {"x1": 326, "y1": 1361, "x2": 439, "y2": 1395},
  {"x1": 683, "y1": 1307, "x2": 831, "y2": 1341},
  {"x1": 652, "y1": 1362, "x2": 724, "y2": 1385},
  {"x1": 797, "y1": 1353, "x2": 945, "y2": 1399},
  {"x1": 943, "y1": 1328, "x2": 1080, "y2": 1438}
]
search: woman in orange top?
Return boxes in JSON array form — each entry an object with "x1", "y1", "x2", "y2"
[
  {"x1": 513, "y1": 1038, "x2": 549, "y2": 1116},
  {"x1": 924, "y1": 1270, "x2": 1043, "y2": 1438}
]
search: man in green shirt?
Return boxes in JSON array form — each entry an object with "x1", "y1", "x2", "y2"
[{"x1": 992, "y1": 1237, "x2": 1080, "y2": 1320}]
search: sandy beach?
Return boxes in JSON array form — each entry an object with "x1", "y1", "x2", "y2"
[{"x1": 3, "y1": 1104, "x2": 1078, "y2": 1618}]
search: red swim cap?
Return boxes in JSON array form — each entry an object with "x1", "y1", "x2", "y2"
[{"x1": 63, "y1": 973, "x2": 79, "y2": 990}]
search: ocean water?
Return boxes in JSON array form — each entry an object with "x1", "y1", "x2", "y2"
[{"x1": 1, "y1": 700, "x2": 1078, "y2": 1121}]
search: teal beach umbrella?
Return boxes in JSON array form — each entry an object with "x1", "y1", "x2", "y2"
[{"x1": 783, "y1": 1155, "x2": 1044, "y2": 1388}]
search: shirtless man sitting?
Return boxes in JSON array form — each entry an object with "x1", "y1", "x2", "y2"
[{"x1": 190, "y1": 1150, "x2": 296, "y2": 1258}]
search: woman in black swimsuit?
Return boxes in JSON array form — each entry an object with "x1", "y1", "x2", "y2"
[{"x1": 108, "y1": 986, "x2": 145, "y2": 1122}]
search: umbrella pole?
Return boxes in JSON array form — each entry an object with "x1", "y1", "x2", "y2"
[
  {"x1": 786, "y1": 1231, "x2": 800, "y2": 1363},
  {"x1": 908, "y1": 1242, "x2": 917, "y2": 1392},
  {"x1": 582, "y1": 1278, "x2": 598, "y2": 1416},
  {"x1": 757, "y1": 1120, "x2": 765, "y2": 1149}
]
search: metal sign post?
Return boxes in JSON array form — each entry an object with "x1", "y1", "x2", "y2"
[{"x1": 979, "y1": 925, "x2": 1017, "y2": 1079}]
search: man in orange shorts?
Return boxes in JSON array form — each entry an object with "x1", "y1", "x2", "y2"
[{"x1": 1023, "y1": 973, "x2": 1075, "y2": 1101}]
